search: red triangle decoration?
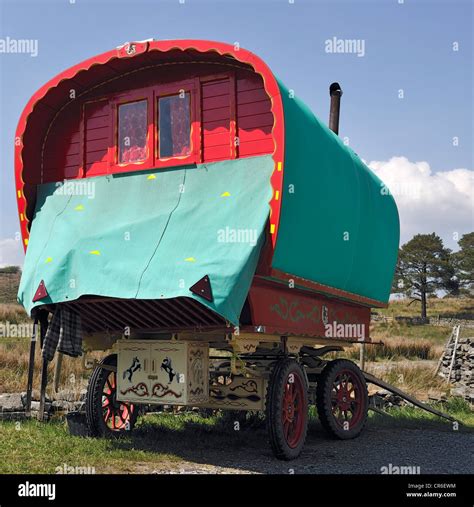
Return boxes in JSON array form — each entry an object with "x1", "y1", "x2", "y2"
[
  {"x1": 189, "y1": 275, "x2": 213, "y2": 302},
  {"x1": 32, "y1": 280, "x2": 48, "y2": 303}
]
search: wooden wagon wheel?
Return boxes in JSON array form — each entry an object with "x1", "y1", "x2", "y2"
[
  {"x1": 266, "y1": 358, "x2": 308, "y2": 460},
  {"x1": 316, "y1": 359, "x2": 368, "y2": 440},
  {"x1": 85, "y1": 354, "x2": 138, "y2": 437}
]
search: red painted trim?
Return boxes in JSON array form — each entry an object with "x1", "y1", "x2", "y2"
[
  {"x1": 229, "y1": 72, "x2": 238, "y2": 160},
  {"x1": 244, "y1": 277, "x2": 372, "y2": 342},
  {"x1": 15, "y1": 40, "x2": 285, "y2": 254},
  {"x1": 268, "y1": 269, "x2": 388, "y2": 309}
]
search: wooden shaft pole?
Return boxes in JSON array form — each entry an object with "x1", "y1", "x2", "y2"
[
  {"x1": 25, "y1": 319, "x2": 38, "y2": 417},
  {"x1": 359, "y1": 342, "x2": 366, "y2": 371},
  {"x1": 38, "y1": 358, "x2": 49, "y2": 421},
  {"x1": 53, "y1": 352, "x2": 63, "y2": 393}
]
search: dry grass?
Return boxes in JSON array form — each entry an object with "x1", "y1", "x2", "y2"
[
  {"x1": 378, "y1": 297, "x2": 474, "y2": 320},
  {"x1": 366, "y1": 362, "x2": 449, "y2": 399},
  {"x1": 342, "y1": 338, "x2": 438, "y2": 362},
  {"x1": 0, "y1": 337, "x2": 102, "y2": 396},
  {"x1": 0, "y1": 272, "x2": 21, "y2": 304},
  {"x1": 0, "y1": 303, "x2": 30, "y2": 324}
]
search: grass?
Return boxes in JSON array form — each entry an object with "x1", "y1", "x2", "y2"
[
  {"x1": 0, "y1": 303, "x2": 29, "y2": 324},
  {"x1": 368, "y1": 397, "x2": 474, "y2": 428},
  {"x1": 0, "y1": 337, "x2": 102, "y2": 395},
  {"x1": 342, "y1": 338, "x2": 435, "y2": 362},
  {"x1": 371, "y1": 321, "x2": 451, "y2": 344},
  {"x1": 367, "y1": 362, "x2": 449, "y2": 399},
  {"x1": 0, "y1": 272, "x2": 22, "y2": 305},
  {"x1": 377, "y1": 297, "x2": 474, "y2": 320},
  {"x1": 0, "y1": 411, "x2": 263, "y2": 474},
  {"x1": 0, "y1": 418, "x2": 181, "y2": 474},
  {"x1": 0, "y1": 399, "x2": 471, "y2": 474}
]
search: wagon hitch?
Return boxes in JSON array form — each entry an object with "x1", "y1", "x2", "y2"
[{"x1": 363, "y1": 371, "x2": 459, "y2": 424}]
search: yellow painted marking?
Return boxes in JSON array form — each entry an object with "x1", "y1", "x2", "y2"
[
  {"x1": 147, "y1": 174, "x2": 156, "y2": 180},
  {"x1": 220, "y1": 191, "x2": 231, "y2": 197},
  {"x1": 89, "y1": 250, "x2": 101, "y2": 256},
  {"x1": 17, "y1": 190, "x2": 21, "y2": 198},
  {"x1": 270, "y1": 224, "x2": 276, "y2": 234},
  {"x1": 277, "y1": 162, "x2": 282, "y2": 172},
  {"x1": 275, "y1": 190, "x2": 280, "y2": 200},
  {"x1": 24, "y1": 238, "x2": 29, "y2": 246},
  {"x1": 20, "y1": 213, "x2": 24, "y2": 221},
  {"x1": 74, "y1": 204, "x2": 84, "y2": 211},
  {"x1": 45, "y1": 257, "x2": 52, "y2": 263},
  {"x1": 184, "y1": 257, "x2": 196, "y2": 262}
]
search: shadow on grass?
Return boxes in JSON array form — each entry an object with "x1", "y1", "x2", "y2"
[{"x1": 100, "y1": 401, "x2": 472, "y2": 472}]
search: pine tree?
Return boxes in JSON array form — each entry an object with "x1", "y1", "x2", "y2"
[
  {"x1": 393, "y1": 233, "x2": 453, "y2": 320},
  {"x1": 453, "y1": 232, "x2": 474, "y2": 293}
]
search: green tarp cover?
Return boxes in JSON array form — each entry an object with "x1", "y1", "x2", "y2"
[
  {"x1": 18, "y1": 155, "x2": 274, "y2": 324},
  {"x1": 272, "y1": 80, "x2": 400, "y2": 304}
]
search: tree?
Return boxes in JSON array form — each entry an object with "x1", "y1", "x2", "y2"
[
  {"x1": 450, "y1": 232, "x2": 474, "y2": 294},
  {"x1": 0, "y1": 265, "x2": 20, "y2": 274},
  {"x1": 392, "y1": 233, "x2": 453, "y2": 320}
]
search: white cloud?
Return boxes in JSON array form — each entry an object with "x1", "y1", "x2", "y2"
[
  {"x1": 367, "y1": 157, "x2": 474, "y2": 250},
  {"x1": 0, "y1": 238, "x2": 25, "y2": 267}
]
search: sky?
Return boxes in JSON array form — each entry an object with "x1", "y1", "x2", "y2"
[{"x1": 0, "y1": 0, "x2": 472, "y2": 266}]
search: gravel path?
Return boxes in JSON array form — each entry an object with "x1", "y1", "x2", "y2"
[{"x1": 124, "y1": 425, "x2": 473, "y2": 474}]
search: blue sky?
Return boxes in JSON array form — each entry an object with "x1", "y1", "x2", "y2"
[{"x1": 0, "y1": 0, "x2": 472, "y2": 264}]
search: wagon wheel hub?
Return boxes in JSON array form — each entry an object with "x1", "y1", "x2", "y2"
[
  {"x1": 286, "y1": 401, "x2": 295, "y2": 421},
  {"x1": 330, "y1": 369, "x2": 364, "y2": 427},
  {"x1": 280, "y1": 372, "x2": 306, "y2": 448},
  {"x1": 102, "y1": 371, "x2": 133, "y2": 430}
]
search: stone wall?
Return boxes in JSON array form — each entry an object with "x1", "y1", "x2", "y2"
[{"x1": 438, "y1": 337, "x2": 473, "y2": 403}]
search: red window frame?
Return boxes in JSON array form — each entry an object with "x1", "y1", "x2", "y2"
[
  {"x1": 153, "y1": 79, "x2": 200, "y2": 169},
  {"x1": 80, "y1": 78, "x2": 204, "y2": 176},
  {"x1": 108, "y1": 89, "x2": 154, "y2": 174}
]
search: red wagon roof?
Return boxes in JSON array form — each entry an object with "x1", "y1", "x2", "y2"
[{"x1": 14, "y1": 39, "x2": 285, "y2": 251}]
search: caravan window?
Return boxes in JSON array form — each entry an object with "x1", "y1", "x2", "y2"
[
  {"x1": 118, "y1": 100, "x2": 148, "y2": 164},
  {"x1": 158, "y1": 93, "x2": 191, "y2": 159}
]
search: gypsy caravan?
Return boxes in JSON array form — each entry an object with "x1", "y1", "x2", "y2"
[{"x1": 16, "y1": 39, "x2": 399, "y2": 459}]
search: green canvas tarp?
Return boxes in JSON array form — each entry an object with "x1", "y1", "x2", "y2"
[
  {"x1": 272, "y1": 80, "x2": 400, "y2": 304},
  {"x1": 18, "y1": 155, "x2": 275, "y2": 324}
]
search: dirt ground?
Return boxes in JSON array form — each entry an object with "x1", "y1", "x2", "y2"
[{"x1": 101, "y1": 423, "x2": 472, "y2": 475}]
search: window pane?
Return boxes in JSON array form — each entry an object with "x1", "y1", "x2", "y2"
[
  {"x1": 118, "y1": 100, "x2": 148, "y2": 164},
  {"x1": 159, "y1": 93, "x2": 191, "y2": 159}
]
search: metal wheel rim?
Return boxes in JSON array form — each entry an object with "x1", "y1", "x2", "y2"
[{"x1": 330, "y1": 368, "x2": 364, "y2": 429}]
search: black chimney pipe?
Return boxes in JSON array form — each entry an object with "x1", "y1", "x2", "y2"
[{"x1": 329, "y1": 82, "x2": 343, "y2": 135}]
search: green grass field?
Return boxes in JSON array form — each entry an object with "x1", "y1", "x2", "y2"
[{"x1": 0, "y1": 400, "x2": 471, "y2": 474}]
